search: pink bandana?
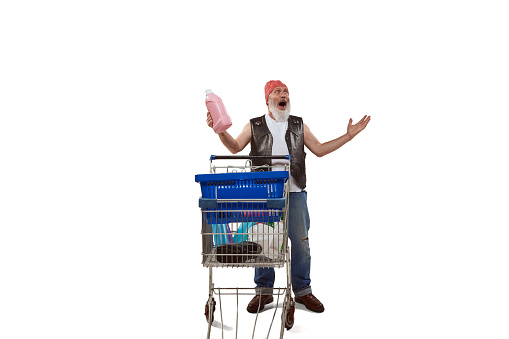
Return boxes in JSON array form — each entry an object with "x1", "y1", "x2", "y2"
[{"x1": 264, "y1": 80, "x2": 287, "y2": 104}]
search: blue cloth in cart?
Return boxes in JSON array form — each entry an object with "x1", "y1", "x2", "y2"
[
  {"x1": 233, "y1": 222, "x2": 255, "y2": 243},
  {"x1": 212, "y1": 224, "x2": 233, "y2": 246}
]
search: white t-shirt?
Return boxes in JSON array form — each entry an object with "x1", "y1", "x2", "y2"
[{"x1": 265, "y1": 114, "x2": 302, "y2": 192}]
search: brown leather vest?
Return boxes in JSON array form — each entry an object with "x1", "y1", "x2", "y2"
[{"x1": 249, "y1": 115, "x2": 306, "y2": 190}]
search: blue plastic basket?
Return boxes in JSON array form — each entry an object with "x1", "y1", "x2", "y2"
[
  {"x1": 196, "y1": 171, "x2": 288, "y2": 223},
  {"x1": 195, "y1": 171, "x2": 288, "y2": 199}
]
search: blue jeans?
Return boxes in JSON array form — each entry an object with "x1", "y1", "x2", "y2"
[{"x1": 255, "y1": 191, "x2": 312, "y2": 297}]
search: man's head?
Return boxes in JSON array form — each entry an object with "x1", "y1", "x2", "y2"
[{"x1": 265, "y1": 80, "x2": 290, "y2": 122}]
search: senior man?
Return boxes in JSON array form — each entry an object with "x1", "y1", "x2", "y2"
[{"x1": 206, "y1": 80, "x2": 370, "y2": 313}]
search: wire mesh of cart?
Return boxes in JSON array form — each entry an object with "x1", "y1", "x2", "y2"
[{"x1": 195, "y1": 155, "x2": 295, "y2": 339}]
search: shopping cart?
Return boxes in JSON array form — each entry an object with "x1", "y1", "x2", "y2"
[{"x1": 195, "y1": 155, "x2": 295, "y2": 339}]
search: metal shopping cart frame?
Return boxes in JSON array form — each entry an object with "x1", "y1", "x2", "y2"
[{"x1": 196, "y1": 155, "x2": 295, "y2": 339}]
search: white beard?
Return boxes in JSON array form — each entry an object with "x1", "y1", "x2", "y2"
[{"x1": 268, "y1": 100, "x2": 291, "y2": 122}]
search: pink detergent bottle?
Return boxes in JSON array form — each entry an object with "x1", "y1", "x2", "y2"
[{"x1": 205, "y1": 89, "x2": 232, "y2": 134}]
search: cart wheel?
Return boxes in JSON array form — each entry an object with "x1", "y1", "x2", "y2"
[
  {"x1": 285, "y1": 301, "x2": 295, "y2": 330},
  {"x1": 205, "y1": 298, "x2": 216, "y2": 323}
]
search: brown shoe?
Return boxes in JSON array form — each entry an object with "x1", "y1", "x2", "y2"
[
  {"x1": 295, "y1": 293, "x2": 324, "y2": 313},
  {"x1": 247, "y1": 294, "x2": 274, "y2": 313}
]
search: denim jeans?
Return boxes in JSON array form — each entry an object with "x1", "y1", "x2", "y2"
[{"x1": 254, "y1": 191, "x2": 312, "y2": 297}]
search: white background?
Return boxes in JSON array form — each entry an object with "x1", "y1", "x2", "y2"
[{"x1": 1, "y1": 1, "x2": 508, "y2": 338}]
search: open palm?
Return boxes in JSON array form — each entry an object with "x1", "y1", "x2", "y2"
[{"x1": 347, "y1": 115, "x2": 371, "y2": 139}]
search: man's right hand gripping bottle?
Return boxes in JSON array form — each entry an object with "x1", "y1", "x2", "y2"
[{"x1": 205, "y1": 89, "x2": 232, "y2": 134}]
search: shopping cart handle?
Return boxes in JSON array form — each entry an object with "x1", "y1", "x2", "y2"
[{"x1": 210, "y1": 155, "x2": 290, "y2": 160}]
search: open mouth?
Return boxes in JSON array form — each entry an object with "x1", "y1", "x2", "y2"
[{"x1": 278, "y1": 100, "x2": 287, "y2": 110}]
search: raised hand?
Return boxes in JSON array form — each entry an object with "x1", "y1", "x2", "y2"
[{"x1": 347, "y1": 115, "x2": 371, "y2": 139}]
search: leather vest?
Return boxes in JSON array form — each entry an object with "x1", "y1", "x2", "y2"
[{"x1": 249, "y1": 115, "x2": 306, "y2": 190}]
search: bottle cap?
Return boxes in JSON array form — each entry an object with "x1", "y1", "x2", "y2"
[{"x1": 205, "y1": 89, "x2": 213, "y2": 94}]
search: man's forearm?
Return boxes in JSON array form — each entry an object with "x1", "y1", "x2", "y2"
[
  {"x1": 218, "y1": 131, "x2": 242, "y2": 154},
  {"x1": 316, "y1": 133, "x2": 352, "y2": 157}
]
